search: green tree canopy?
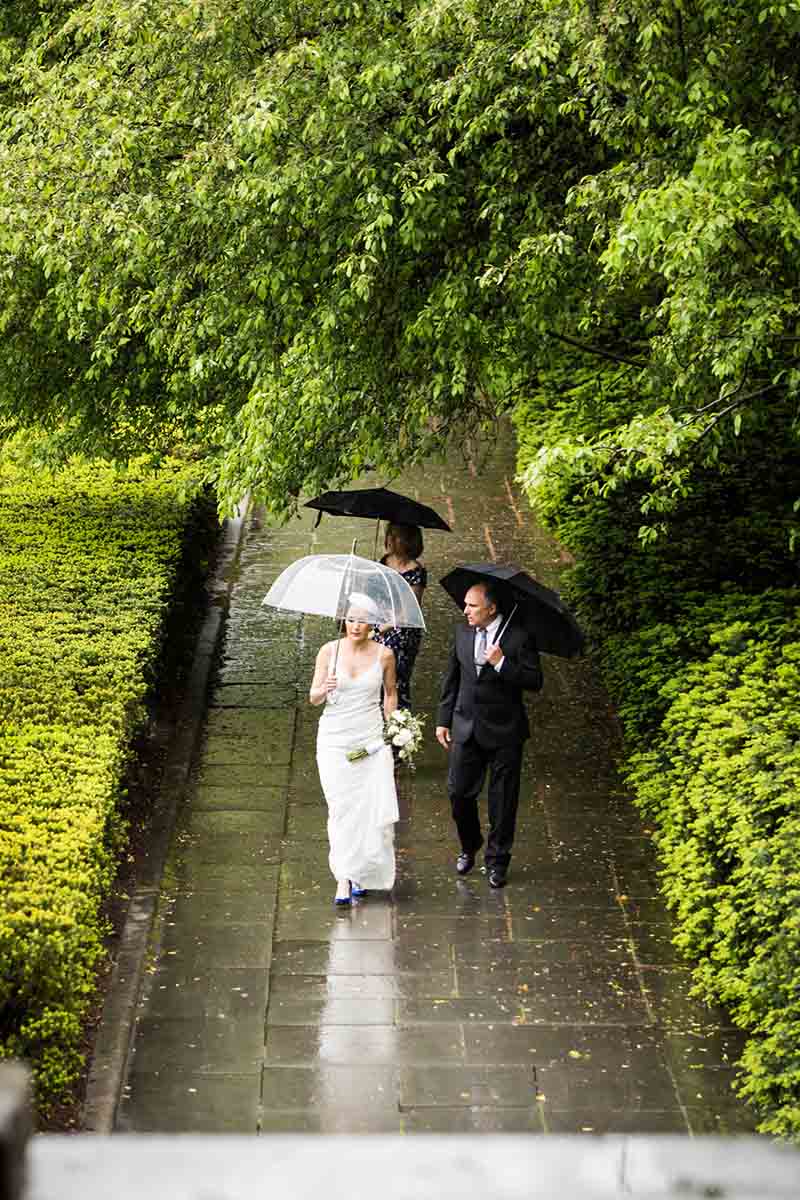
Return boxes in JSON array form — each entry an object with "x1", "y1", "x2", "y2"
[{"x1": 1, "y1": 0, "x2": 799, "y2": 518}]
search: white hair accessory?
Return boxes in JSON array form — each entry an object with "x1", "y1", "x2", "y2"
[{"x1": 345, "y1": 591, "x2": 380, "y2": 621}]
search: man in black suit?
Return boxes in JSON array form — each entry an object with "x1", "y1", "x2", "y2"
[{"x1": 436, "y1": 581, "x2": 543, "y2": 887}]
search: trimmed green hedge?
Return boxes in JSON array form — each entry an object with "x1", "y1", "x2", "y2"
[
  {"x1": 0, "y1": 460, "x2": 208, "y2": 1106},
  {"x1": 515, "y1": 404, "x2": 800, "y2": 1138},
  {"x1": 624, "y1": 601, "x2": 800, "y2": 1134}
]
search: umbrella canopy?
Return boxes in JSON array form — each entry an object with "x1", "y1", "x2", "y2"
[
  {"x1": 305, "y1": 487, "x2": 451, "y2": 531},
  {"x1": 263, "y1": 552, "x2": 426, "y2": 629},
  {"x1": 439, "y1": 562, "x2": 585, "y2": 659}
]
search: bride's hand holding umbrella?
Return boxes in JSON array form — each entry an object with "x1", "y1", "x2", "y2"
[
  {"x1": 324, "y1": 672, "x2": 338, "y2": 698},
  {"x1": 309, "y1": 662, "x2": 339, "y2": 705}
]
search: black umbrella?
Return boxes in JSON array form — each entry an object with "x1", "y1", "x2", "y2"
[
  {"x1": 305, "y1": 487, "x2": 451, "y2": 531},
  {"x1": 439, "y1": 562, "x2": 585, "y2": 659}
]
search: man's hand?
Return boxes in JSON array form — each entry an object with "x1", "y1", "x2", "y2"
[
  {"x1": 435, "y1": 725, "x2": 452, "y2": 750},
  {"x1": 485, "y1": 642, "x2": 503, "y2": 667}
]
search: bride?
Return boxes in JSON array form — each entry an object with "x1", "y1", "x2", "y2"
[{"x1": 309, "y1": 593, "x2": 399, "y2": 906}]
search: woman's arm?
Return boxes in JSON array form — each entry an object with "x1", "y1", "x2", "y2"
[
  {"x1": 381, "y1": 648, "x2": 398, "y2": 718},
  {"x1": 309, "y1": 644, "x2": 335, "y2": 706},
  {"x1": 411, "y1": 583, "x2": 425, "y2": 603}
]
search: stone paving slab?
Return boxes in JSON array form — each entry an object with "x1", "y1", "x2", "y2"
[
  {"x1": 169, "y1": 840, "x2": 282, "y2": 872},
  {"x1": 454, "y1": 939, "x2": 633, "y2": 969},
  {"x1": 190, "y1": 784, "x2": 287, "y2": 813},
  {"x1": 272, "y1": 938, "x2": 457, "y2": 976},
  {"x1": 193, "y1": 763, "x2": 283, "y2": 788},
  {"x1": 142, "y1": 967, "x2": 269, "y2": 1021},
  {"x1": 261, "y1": 1065, "x2": 399, "y2": 1111},
  {"x1": 399, "y1": 1107, "x2": 542, "y2": 1132},
  {"x1": 204, "y1": 708, "x2": 294, "y2": 741},
  {"x1": 127, "y1": 1012, "x2": 266, "y2": 1075},
  {"x1": 274, "y1": 903, "x2": 394, "y2": 942},
  {"x1": 264, "y1": 1024, "x2": 467, "y2": 1067},
  {"x1": 210, "y1": 683, "x2": 297, "y2": 708},
  {"x1": 163, "y1": 863, "x2": 281, "y2": 896},
  {"x1": 116, "y1": 428, "x2": 758, "y2": 1138},
  {"x1": 178, "y1": 809, "x2": 285, "y2": 840},
  {"x1": 156, "y1": 924, "x2": 273, "y2": 970},
  {"x1": 165, "y1": 891, "x2": 277, "y2": 925},
  {"x1": 201, "y1": 737, "x2": 291, "y2": 768},
  {"x1": 116, "y1": 1073, "x2": 261, "y2": 1133},
  {"x1": 270, "y1": 972, "x2": 458, "y2": 1000}
]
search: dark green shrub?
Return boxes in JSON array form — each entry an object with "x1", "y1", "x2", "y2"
[
  {"x1": 516, "y1": 403, "x2": 800, "y2": 1138},
  {"x1": 628, "y1": 617, "x2": 800, "y2": 1134}
]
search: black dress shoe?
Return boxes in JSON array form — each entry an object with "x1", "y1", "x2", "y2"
[
  {"x1": 488, "y1": 868, "x2": 507, "y2": 889},
  {"x1": 456, "y1": 851, "x2": 476, "y2": 876}
]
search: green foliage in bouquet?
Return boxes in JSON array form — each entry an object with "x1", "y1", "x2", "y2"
[{"x1": 0, "y1": 457, "x2": 207, "y2": 1109}]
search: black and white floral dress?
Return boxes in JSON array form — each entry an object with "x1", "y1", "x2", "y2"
[{"x1": 374, "y1": 562, "x2": 427, "y2": 710}]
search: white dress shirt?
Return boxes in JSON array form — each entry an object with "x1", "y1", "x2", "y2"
[{"x1": 474, "y1": 613, "x2": 505, "y2": 673}]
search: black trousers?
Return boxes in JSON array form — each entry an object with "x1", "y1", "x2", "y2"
[{"x1": 447, "y1": 736, "x2": 524, "y2": 870}]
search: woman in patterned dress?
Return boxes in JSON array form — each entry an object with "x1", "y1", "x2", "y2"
[{"x1": 373, "y1": 523, "x2": 427, "y2": 710}]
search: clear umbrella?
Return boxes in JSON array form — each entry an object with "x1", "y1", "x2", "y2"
[
  {"x1": 263, "y1": 548, "x2": 425, "y2": 697},
  {"x1": 263, "y1": 550, "x2": 426, "y2": 630}
]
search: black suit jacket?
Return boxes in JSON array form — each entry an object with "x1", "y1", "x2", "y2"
[{"x1": 437, "y1": 622, "x2": 543, "y2": 747}]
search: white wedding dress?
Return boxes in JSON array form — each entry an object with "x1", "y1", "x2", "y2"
[{"x1": 317, "y1": 658, "x2": 398, "y2": 890}]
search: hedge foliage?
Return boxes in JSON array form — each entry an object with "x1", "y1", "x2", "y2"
[
  {"x1": 515, "y1": 401, "x2": 800, "y2": 1138},
  {"x1": 0, "y1": 459, "x2": 207, "y2": 1106}
]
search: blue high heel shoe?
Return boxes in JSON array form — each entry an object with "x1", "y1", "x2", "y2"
[
  {"x1": 351, "y1": 881, "x2": 367, "y2": 898},
  {"x1": 334, "y1": 880, "x2": 351, "y2": 907}
]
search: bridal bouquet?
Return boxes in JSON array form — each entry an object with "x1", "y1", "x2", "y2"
[{"x1": 384, "y1": 708, "x2": 425, "y2": 768}]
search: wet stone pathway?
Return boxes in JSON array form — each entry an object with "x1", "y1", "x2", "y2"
[{"x1": 117, "y1": 430, "x2": 756, "y2": 1135}]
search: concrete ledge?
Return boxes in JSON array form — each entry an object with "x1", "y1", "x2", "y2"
[
  {"x1": 625, "y1": 1136, "x2": 799, "y2": 1192},
  {"x1": 0, "y1": 1063, "x2": 31, "y2": 1200},
  {"x1": 29, "y1": 1135, "x2": 797, "y2": 1200}
]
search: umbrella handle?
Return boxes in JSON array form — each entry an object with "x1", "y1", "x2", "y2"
[
  {"x1": 494, "y1": 604, "x2": 518, "y2": 644},
  {"x1": 332, "y1": 540, "x2": 358, "y2": 676},
  {"x1": 328, "y1": 622, "x2": 345, "y2": 704},
  {"x1": 333, "y1": 538, "x2": 360, "y2": 644}
]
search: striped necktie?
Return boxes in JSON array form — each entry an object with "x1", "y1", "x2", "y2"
[{"x1": 476, "y1": 626, "x2": 488, "y2": 669}]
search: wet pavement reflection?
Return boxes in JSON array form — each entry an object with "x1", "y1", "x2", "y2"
[{"x1": 117, "y1": 427, "x2": 756, "y2": 1136}]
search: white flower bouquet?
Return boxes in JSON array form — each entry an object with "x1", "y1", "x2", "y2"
[{"x1": 384, "y1": 707, "x2": 425, "y2": 768}]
